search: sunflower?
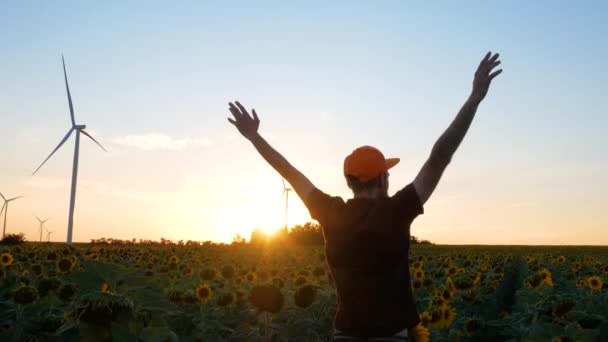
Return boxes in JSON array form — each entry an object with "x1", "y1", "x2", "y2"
[
  {"x1": 539, "y1": 268, "x2": 554, "y2": 287},
  {"x1": 168, "y1": 255, "x2": 179, "y2": 264},
  {"x1": 441, "y1": 288, "x2": 454, "y2": 302},
  {"x1": 195, "y1": 284, "x2": 213, "y2": 303},
  {"x1": 182, "y1": 267, "x2": 193, "y2": 277},
  {"x1": 245, "y1": 272, "x2": 257, "y2": 282},
  {"x1": 446, "y1": 277, "x2": 455, "y2": 293},
  {"x1": 408, "y1": 323, "x2": 429, "y2": 342},
  {"x1": 200, "y1": 268, "x2": 217, "y2": 281},
  {"x1": 428, "y1": 307, "x2": 443, "y2": 328},
  {"x1": 100, "y1": 283, "x2": 109, "y2": 292},
  {"x1": 294, "y1": 284, "x2": 317, "y2": 308},
  {"x1": 419, "y1": 311, "x2": 431, "y2": 327},
  {"x1": 556, "y1": 255, "x2": 566, "y2": 264},
  {"x1": 551, "y1": 299, "x2": 576, "y2": 320},
  {"x1": 0, "y1": 253, "x2": 13, "y2": 266},
  {"x1": 414, "y1": 269, "x2": 425, "y2": 280},
  {"x1": 526, "y1": 255, "x2": 534, "y2": 263},
  {"x1": 526, "y1": 273, "x2": 543, "y2": 289},
  {"x1": 13, "y1": 285, "x2": 38, "y2": 305},
  {"x1": 571, "y1": 262, "x2": 582, "y2": 273},
  {"x1": 216, "y1": 292, "x2": 235, "y2": 307},
  {"x1": 57, "y1": 258, "x2": 73, "y2": 273},
  {"x1": 576, "y1": 278, "x2": 586, "y2": 288},
  {"x1": 587, "y1": 276, "x2": 603, "y2": 291},
  {"x1": 440, "y1": 306, "x2": 457, "y2": 328},
  {"x1": 248, "y1": 284, "x2": 284, "y2": 313}
]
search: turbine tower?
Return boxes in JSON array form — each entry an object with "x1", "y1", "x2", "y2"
[
  {"x1": 32, "y1": 56, "x2": 106, "y2": 244},
  {"x1": 45, "y1": 228, "x2": 54, "y2": 243},
  {"x1": 282, "y1": 179, "x2": 292, "y2": 230},
  {"x1": 36, "y1": 216, "x2": 49, "y2": 242},
  {"x1": 1, "y1": 192, "x2": 23, "y2": 239}
]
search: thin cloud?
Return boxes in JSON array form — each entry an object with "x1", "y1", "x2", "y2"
[
  {"x1": 112, "y1": 133, "x2": 212, "y2": 151},
  {"x1": 26, "y1": 176, "x2": 238, "y2": 206}
]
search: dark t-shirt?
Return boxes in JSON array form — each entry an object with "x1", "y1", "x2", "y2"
[{"x1": 303, "y1": 183, "x2": 424, "y2": 337}]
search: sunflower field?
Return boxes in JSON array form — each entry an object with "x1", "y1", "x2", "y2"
[{"x1": 0, "y1": 243, "x2": 607, "y2": 341}]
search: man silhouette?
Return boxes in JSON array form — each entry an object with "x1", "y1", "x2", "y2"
[{"x1": 228, "y1": 52, "x2": 502, "y2": 341}]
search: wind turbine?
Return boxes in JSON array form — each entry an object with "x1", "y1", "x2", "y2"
[
  {"x1": 32, "y1": 55, "x2": 107, "y2": 244},
  {"x1": 35, "y1": 216, "x2": 49, "y2": 242},
  {"x1": 1, "y1": 192, "x2": 23, "y2": 239},
  {"x1": 281, "y1": 179, "x2": 292, "y2": 230},
  {"x1": 45, "y1": 228, "x2": 54, "y2": 243}
]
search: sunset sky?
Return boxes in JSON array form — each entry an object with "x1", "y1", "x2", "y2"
[{"x1": 1, "y1": 1, "x2": 606, "y2": 244}]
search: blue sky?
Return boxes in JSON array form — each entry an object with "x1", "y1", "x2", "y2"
[{"x1": 1, "y1": 1, "x2": 606, "y2": 244}]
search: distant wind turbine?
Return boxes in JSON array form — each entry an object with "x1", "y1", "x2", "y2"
[
  {"x1": 282, "y1": 179, "x2": 292, "y2": 230},
  {"x1": 0, "y1": 192, "x2": 23, "y2": 239},
  {"x1": 45, "y1": 228, "x2": 54, "y2": 243},
  {"x1": 35, "y1": 216, "x2": 49, "y2": 242},
  {"x1": 32, "y1": 55, "x2": 107, "y2": 244}
]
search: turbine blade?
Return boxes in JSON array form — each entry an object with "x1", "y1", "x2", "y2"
[
  {"x1": 0, "y1": 203, "x2": 4, "y2": 217},
  {"x1": 282, "y1": 178, "x2": 286, "y2": 189},
  {"x1": 7, "y1": 196, "x2": 23, "y2": 202},
  {"x1": 81, "y1": 130, "x2": 107, "y2": 152},
  {"x1": 0, "y1": 192, "x2": 5, "y2": 201},
  {"x1": 62, "y1": 55, "x2": 76, "y2": 126},
  {"x1": 33, "y1": 128, "x2": 74, "y2": 175}
]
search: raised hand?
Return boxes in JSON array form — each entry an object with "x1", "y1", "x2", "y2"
[
  {"x1": 228, "y1": 101, "x2": 260, "y2": 141},
  {"x1": 471, "y1": 52, "x2": 502, "y2": 103}
]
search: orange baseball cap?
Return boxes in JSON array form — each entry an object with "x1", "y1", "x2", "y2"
[{"x1": 343, "y1": 146, "x2": 400, "y2": 182}]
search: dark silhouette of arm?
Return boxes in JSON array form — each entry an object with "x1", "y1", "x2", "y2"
[
  {"x1": 413, "y1": 52, "x2": 503, "y2": 204},
  {"x1": 228, "y1": 101, "x2": 315, "y2": 200}
]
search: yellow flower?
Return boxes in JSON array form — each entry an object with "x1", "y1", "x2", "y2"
[
  {"x1": 446, "y1": 277, "x2": 455, "y2": 293},
  {"x1": 440, "y1": 305, "x2": 457, "y2": 328},
  {"x1": 408, "y1": 323, "x2": 430, "y2": 342},
  {"x1": 556, "y1": 255, "x2": 566, "y2": 264},
  {"x1": 588, "y1": 276, "x2": 603, "y2": 291},
  {"x1": 576, "y1": 278, "x2": 586, "y2": 288},
  {"x1": 539, "y1": 268, "x2": 554, "y2": 287},
  {"x1": 0, "y1": 253, "x2": 13, "y2": 266},
  {"x1": 419, "y1": 311, "x2": 431, "y2": 327},
  {"x1": 428, "y1": 307, "x2": 443, "y2": 329},
  {"x1": 414, "y1": 269, "x2": 425, "y2": 280},
  {"x1": 100, "y1": 283, "x2": 109, "y2": 292},
  {"x1": 196, "y1": 284, "x2": 213, "y2": 303}
]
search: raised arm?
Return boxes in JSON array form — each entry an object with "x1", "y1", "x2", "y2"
[
  {"x1": 413, "y1": 52, "x2": 503, "y2": 205},
  {"x1": 227, "y1": 101, "x2": 315, "y2": 200}
]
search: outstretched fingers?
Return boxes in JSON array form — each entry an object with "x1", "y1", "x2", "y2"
[
  {"x1": 490, "y1": 69, "x2": 503, "y2": 80},
  {"x1": 235, "y1": 101, "x2": 251, "y2": 119}
]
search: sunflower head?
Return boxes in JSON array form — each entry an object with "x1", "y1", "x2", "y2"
[
  {"x1": 440, "y1": 305, "x2": 457, "y2": 328},
  {"x1": 248, "y1": 284, "x2": 284, "y2": 313},
  {"x1": 0, "y1": 253, "x2": 14, "y2": 266},
  {"x1": 419, "y1": 311, "x2": 431, "y2": 327},
  {"x1": 294, "y1": 284, "x2": 317, "y2": 308},
  {"x1": 587, "y1": 276, "x2": 603, "y2": 291},
  {"x1": 551, "y1": 298, "x2": 576, "y2": 320},
  {"x1": 408, "y1": 323, "x2": 430, "y2": 342},
  {"x1": 195, "y1": 284, "x2": 213, "y2": 303}
]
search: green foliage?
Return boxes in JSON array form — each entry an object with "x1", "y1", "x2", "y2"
[{"x1": 1, "y1": 233, "x2": 26, "y2": 245}]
